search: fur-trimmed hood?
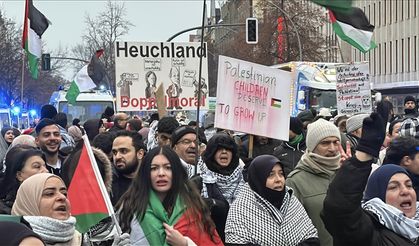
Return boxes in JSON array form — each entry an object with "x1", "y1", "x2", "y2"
[{"x1": 92, "y1": 147, "x2": 113, "y2": 193}]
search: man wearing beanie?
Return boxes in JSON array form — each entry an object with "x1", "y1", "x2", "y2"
[
  {"x1": 344, "y1": 113, "x2": 369, "y2": 155},
  {"x1": 35, "y1": 118, "x2": 64, "y2": 176},
  {"x1": 286, "y1": 118, "x2": 341, "y2": 246},
  {"x1": 403, "y1": 95, "x2": 418, "y2": 118},
  {"x1": 171, "y1": 125, "x2": 200, "y2": 178},
  {"x1": 273, "y1": 117, "x2": 306, "y2": 176}
]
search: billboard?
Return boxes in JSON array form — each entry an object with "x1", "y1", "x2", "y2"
[
  {"x1": 114, "y1": 41, "x2": 209, "y2": 111},
  {"x1": 215, "y1": 56, "x2": 292, "y2": 141}
]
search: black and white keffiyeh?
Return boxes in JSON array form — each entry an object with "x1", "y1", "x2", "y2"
[
  {"x1": 201, "y1": 162, "x2": 245, "y2": 204},
  {"x1": 225, "y1": 184, "x2": 318, "y2": 245},
  {"x1": 362, "y1": 198, "x2": 419, "y2": 242}
]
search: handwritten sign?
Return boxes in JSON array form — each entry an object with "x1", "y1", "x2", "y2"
[
  {"x1": 114, "y1": 41, "x2": 208, "y2": 111},
  {"x1": 336, "y1": 63, "x2": 372, "y2": 115},
  {"x1": 215, "y1": 56, "x2": 292, "y2": 141}
]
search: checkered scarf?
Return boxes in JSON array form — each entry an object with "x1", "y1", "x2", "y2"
[
  {"x1": 400, "y1": 117, "x2": 419, "y2": 139},
  {"x1": 225, "y1": 184, "x2": 318, "y2": 245},
  {"x1": 201, "y1": 162, "x2": 245, "y2": 204}
]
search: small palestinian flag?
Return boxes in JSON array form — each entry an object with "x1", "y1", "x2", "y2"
[
  {"x1": 22, "y1": 0, "x2": 50, "y2": 79},
  {"x1": 67, "y1": 135, "x2": 114, "y2": 233},
  {"x1": 271, "y1": 98, "x2": 282, "y2": 108},
  {"x1": 329, "y1": 7, "x2": 377, "y2": 53}
]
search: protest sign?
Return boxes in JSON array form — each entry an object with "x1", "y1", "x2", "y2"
[
  {"x1": 215, "y1": 56, "x2": 292, "y2": 141},
  {"x1": 114, "y1": 41, "x2": 208, "y2": 111},
  {"x1": 336, "y1": 63, "x2": 372, "y2": 115}
]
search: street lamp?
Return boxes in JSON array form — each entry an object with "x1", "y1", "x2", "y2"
[{"x1": 264, "y1": 0, "x2": 303, "y2": 61}]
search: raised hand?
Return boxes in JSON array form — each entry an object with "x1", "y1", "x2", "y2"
[
  {"x1": 338, "y1": 141, "x2": 352, "y2": 166},
  {"x1": 356, "y1": 113, "x2": 386, "y2": 158}
]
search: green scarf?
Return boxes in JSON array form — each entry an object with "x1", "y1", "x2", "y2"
[
  {"x1": 138, "y1": 190, "x2": 186, "y2": 246},
  {"x1": 289, "y1": 134, "x2": 303, "y2": 146}
]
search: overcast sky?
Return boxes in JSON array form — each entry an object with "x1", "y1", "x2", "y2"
[{"x1": 0, "y1": 0, "x2": 207, "y2": 79}]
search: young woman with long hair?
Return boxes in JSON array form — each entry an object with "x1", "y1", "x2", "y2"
[{"x1": 117, "y1": 146, "x2": 222, "y2": 245}]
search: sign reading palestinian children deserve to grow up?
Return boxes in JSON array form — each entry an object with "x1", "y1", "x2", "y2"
[
  {"x1": 336, "y1": 63, "x2": 372, "y2": 115},
  {"x1": 114, "y1": 41, "x2": 209, "y2": 111},
  {"x1": 215, "y1": 55, "x2": 292, "y2": 141}
]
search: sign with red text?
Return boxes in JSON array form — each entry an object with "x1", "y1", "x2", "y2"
[
  {"x1": 114, "y1": 41, "x2": 209, "y2": 111},
  {"x1": 336, "y1": 63, "x2": 372, "y2": 115},
  {"x1": 215, "y1": 56, "x2": 292, "y2": 141}
]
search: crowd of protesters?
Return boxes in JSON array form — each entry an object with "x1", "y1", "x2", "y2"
[{"x1": 0, "y1": 95, "x2": 418, "y2": 245}]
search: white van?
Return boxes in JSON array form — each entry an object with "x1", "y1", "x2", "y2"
[{"x1": 49, "y1": 89, "x2": 115, "y2": 123}]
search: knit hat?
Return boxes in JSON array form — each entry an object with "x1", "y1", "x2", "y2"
[
  {"x1": 297, "y1": 110, "x2": 315, "y2": 123},
  {"x1": 68, "y1": 125, "x2": 82, "y2": 142},
  {"x1": 40, "y1": 104, "x2": 57, "y2": 119},
  {"x1": 399, "y1": 117, "x2": 419, "y2": 139},
  {"x1": 289, "y1": 117, "x2": 303, "y2": 135},
  {"x1": 171, "y1": 126, "x2": 196, "y2": 147},
  {"x1": 318, "y1": 108, "x2": 332, "y2": 117},
  {"x1": 35, "y1": 118, "x2": 57, "y2": 134},
  {"x1": 404, "y1": 95, "x2": 416, "y2": 105},
  {"x1": 306, "y1": 119, "x2": 341, "y2": 152},
  {"x1": 346, "y1": 113, "x2": 369, "y2": 133},
  {"x1": 1, "y1": 127, "x2": 12, "y2": 138},
  {"x1": 364, "y1": 164, "x2": 410, "y2": 202}
]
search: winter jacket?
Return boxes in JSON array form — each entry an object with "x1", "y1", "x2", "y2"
[
  {"x1": 321, "y1": 157, "x2": 417, "y2": 246},
  {"x1": 273, "y1": 137, "x2": 306, "y2": 177},
  {"x1": 286, "y1": 158, "x2": 336, "y2": 246}
]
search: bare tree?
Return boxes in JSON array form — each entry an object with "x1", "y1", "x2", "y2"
[{"x1": 72, "y1": 0, "x2": 134, "y2": 94}]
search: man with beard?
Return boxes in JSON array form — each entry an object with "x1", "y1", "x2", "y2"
[
  {"x1": 110, "y1": 130, "x2": 146, "y2": 205},
  {"x1": 171, "y1": 126, "x2": 200, "y2": 178},
  {"x1": 286, "y1": 119, "x2": 341, "y2": 246},
  {"x1": 109, "y1": 113, "x2": 130, "y2": 132},
  {"x1": 402, "y1": 95, "x2": 418, "y2": 118},
  {"x1": 35, "y1": 118, "x2": 63, "y2": 176}
]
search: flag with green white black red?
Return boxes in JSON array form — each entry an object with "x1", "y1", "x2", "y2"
[
  {"x1": 329, "y1": 7, "x2": 377, "y2": 53},
  {"x1": 67, "y1": 135, "x2": 115, "y2": 233},
  {"x1": 65, "y1": 49, "x2": 106, "y2": 104},
  {"x1": 271, "y1": 98, "x2": 282, "y2": 108},
  {"x1": 22, "y1": 0, "x2": 50, "y2": 79}
]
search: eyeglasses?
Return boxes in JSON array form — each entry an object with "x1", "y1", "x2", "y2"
[{"x1": 177, "y1": 139, "x2": 196, "y2": 146}]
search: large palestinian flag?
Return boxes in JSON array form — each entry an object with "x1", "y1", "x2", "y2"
[
  {"x1": 309, "y1": 0, "x2": 353, "y2": 14},
  {"x1": 22, "y1": 0, "x2": 50, "y2": 79},
  {"x1": 67, "y1": 135, "x2": 114, "y2": 233},
  {"x1": 329, "y1": 7, "x2": 377, "y2": 53},
  {"x1": 65, "y1": 49, "x2": 106, "y2": 104}
]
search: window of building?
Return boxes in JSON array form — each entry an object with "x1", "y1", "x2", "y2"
[
  {"x1": 414, "y1": 0, "x2": 417, "y2": 17},
  {"x1": 401, "y1": 0, "x2": 404, "y2": 20},
  {"x1": 379, "y1": 43, "x2": 382, "y2": 74},
  {"x1": 395, "y1": 0, "x2": 398, "y2": 22},
  {"x1": 390, "y1": 41, "x2": 392, "y2": 74},
  {"x1": 378, "y1": 1, "x2": 381, "y2": 26},
  {"x1": 407, "y1": 0, "x2": 410, "y2": 19},
  {"x1": 394, "y1": 40, "x2": 399, "y2": 73},
  {"x1": 401, "y1": 38, "x2": 404, "y2": 72},
  {"x1": 373, "y1": 49, "x2": 376, "y2": 75},
  {"x1": 407, "y1": 37, "x2": 411, "y2": 72},
  {"x1": 384, "y1": 42, "x2": 387, "y2": 74},
  {"x1": 415, "y1": 36, "x2": 417, "y2": 71}
]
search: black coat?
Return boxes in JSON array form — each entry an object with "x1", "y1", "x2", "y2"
[
  {"x1": 273, "y1": 136, "x2": 306, "y2": 177},
  {"x1": 321, "y1": 157, "x2": 416, "y2": 246}
]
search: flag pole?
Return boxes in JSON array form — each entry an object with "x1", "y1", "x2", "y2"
[
  {"x1": 81, "y1": 134, "x2": 123, "y2": 235},
  {"x1": 21, "y1": 51, "x2": 25, "y2": 108}
]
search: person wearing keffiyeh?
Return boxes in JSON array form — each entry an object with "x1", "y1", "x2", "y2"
[
  {"x1": 225, "y1": 155, "x2": 319, "y2": 246},
  {"x1": 322, "y1": 107, "x2": 419, "y2": 245}
]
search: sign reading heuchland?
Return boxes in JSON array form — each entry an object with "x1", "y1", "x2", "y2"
[
  {"x1": 215, "y1": 56, "x2": 292, "y2": 141},
  {"x1": 114, "y1": 41, "x2": 209, "y2": 111},
  {"x1": 336, "y1": 63, "x2": 372, "y2": 115}
]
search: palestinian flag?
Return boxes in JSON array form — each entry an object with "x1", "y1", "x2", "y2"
[
  {"x1": 136, "y1": 191, "x2": 223, "y2": 245},
  {"x1": 22, "y1": 0, "x2": 50, "y2": 79},
  {"x1": 67, "y1": 135, "x2": 114, "y2": 233},
  {"x1": 65, "y1": 50, "x2": 106, "y2": 104},
  {"x1": 271, "y1": 98, "x2": 282, "y2": 108},
  {"x1": 309, "y1": 0, "x2": 353, "y2": 14},
  {"x1": 329, "y1": 8, "x2": 377, "y2": 53}
]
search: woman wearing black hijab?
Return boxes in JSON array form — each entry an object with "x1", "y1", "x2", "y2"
[{"x1": 225, "y1": 155, "x2": 319, "y2": 246}]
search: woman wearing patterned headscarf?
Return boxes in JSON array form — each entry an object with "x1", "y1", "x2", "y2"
[{"x1": 225, "y1": 155, "x2": 319, "y2": 245}]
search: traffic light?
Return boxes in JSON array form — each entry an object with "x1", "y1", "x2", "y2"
[
  {"x1": 41, "y1": 53, "x2": 51, "y2": 71},
  {"x1": 246, "y1": 18, "x2": 258, "y2": 44}
]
